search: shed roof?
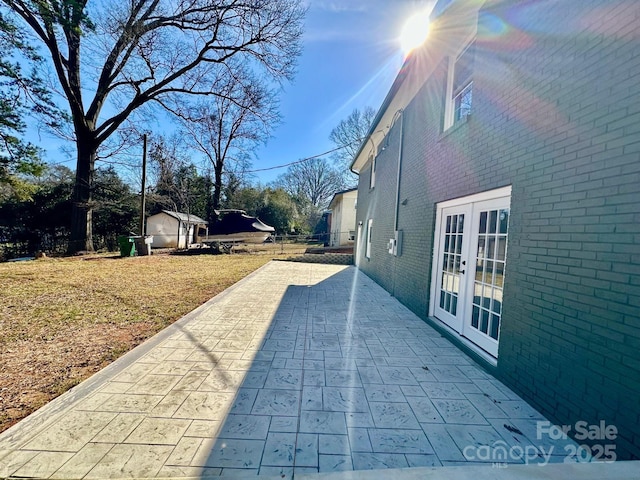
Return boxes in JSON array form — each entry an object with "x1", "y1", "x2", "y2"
[{"x1": 158, "y1": 210, "x2": 208, "y2": 225}]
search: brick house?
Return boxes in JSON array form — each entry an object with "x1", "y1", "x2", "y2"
[{"x1": 351, "y1": 0, "x2": 640, "y2": 459}]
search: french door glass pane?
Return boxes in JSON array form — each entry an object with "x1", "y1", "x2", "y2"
[
  {"x1": 440, "y1": 213, "x2": 465, "y2": 316},
  {"x1": 471, "y1": 208, "x2": 509, "y2": 341}
]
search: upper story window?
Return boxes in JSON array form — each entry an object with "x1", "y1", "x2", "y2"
[{"x1": 445, "y1": 41, "x2": 475, "y2": 130}]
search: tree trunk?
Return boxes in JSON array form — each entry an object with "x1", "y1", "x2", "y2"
[
  {"x1": 68, "y1": 136, "x2": 97, "y2": 254},
  {"x1": 213, "y1": 162, "x2": 223, "y2": 212},
  {"x1": 205, "y1": 173, "x2": 215, "y2": 222}
]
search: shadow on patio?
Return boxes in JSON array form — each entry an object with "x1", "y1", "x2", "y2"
[
  {"x1": 176, "y1": 263, "x2": 577, "y2": 476},
  {"x1": 0, "y1": 262, "x2": 614, "y2": 479}
]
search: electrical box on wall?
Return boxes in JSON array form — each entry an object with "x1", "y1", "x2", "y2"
[
  {"x1": 395, "y1": 230, "x2": 403, "y2": 256},
  {"x1": 388, "y1": 230, "x2": 403, "y2": 256}
]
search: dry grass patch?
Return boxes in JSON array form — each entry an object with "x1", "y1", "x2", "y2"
[{"x1": 0, "y1": 252, "x2": 280, "y2": 433}]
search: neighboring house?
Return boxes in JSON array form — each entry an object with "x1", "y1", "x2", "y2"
[
  {"x1": 146, "y1": 211, "x2": 208, "y2": 249},
  {"x1": 328, "y1": 188, "x2": 358, "y2": 247},
  {"x1": 351, "y1": 0, "x2": 640, "y2": 459}
]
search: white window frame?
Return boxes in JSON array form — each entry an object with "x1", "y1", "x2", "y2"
[
  {"x1": 365, "y1": 218, "x2": 373, "y2": 259},
  {"x1": 444, "y1": 38, "x2": 476, "y2": 130}
]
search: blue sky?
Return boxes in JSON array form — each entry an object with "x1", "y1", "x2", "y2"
[
  {"x1": 32, "y1": 0, "x2": 432, "y2": 185},
  {"x1": 250, "y1": 0, "x2": 433, "y2": 183}
]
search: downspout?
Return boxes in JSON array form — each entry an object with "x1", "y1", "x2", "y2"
[
  {"x1": 393, "y1": 110, "x2": 405, "y2": 233},
  {"x1": 392, "y1": 109, "x2": 405, "y2": 297}
]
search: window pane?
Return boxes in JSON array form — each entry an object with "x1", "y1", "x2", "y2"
[
  {"x1": 487, "y1": 237, "x2": 496, "y2": 259},
  {"x1": 490, "y1": 314, "x2": 500, "y2": 340},
  {"x1": 474, "y1": 282, "x2": 482, "y2": 305},
  {"x1": 482, "y1": 288, "x2": 492, "y2": 309},
  {"x1": 452, "y1": 215, "x2": 458, "y2": 233},
  {"x1": 477, "y1": 236, "x2": 485, "y2": 259},
  {"x1": 454, "y1": 43, "x2": 475, "y2": 92},
  {"x1": 494, "y1": 290, "x2": 502, "y2": 314},
  {"x1": 454, "y1": 83, "x2": 472, "y2": 121},
  {"x1": 479, "y1": 212, "x2": 487, "y2": 233},
  {"x1": 489, "y1": 210, "x2": 498, "y2": 234},
  {"x1": 499, "y1": 209, "x2": 509, "y2": 233},
  {"x1": 497, "y1": 238, "x2": 506, "y2": 261},
  {"x1": 484, "y1": 260, "x2": 494, "y2": 283},
  {"x1": 491, "y1": 287, "x2": 501, "y2": 311},
  {"x1": 481, "y1": 309, "x2": 489, "y2": 334},
  {"x1": 495, "y1": 264, "x2": 504, "y2": 288},
  {"x1": 472, "y1": 306, "x2": 479, "y2": 328}
]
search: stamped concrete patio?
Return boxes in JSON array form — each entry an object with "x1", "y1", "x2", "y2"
[{"x1": 0, "y1": 261, "x2": 591, "y2": 478}]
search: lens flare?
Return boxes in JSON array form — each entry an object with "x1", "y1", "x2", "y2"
[{"x1": 400, "y1": 10, "x2": 431, "y2": 57}]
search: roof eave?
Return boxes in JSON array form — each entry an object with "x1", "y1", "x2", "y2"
[{"x1": 350, "y1": 55, "x2": 415, "y2": 174}]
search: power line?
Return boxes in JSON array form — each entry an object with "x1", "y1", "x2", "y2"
[
  {"x1": 244, "y1": 139, "x2": 363, "y2": 174},
  {"x1": 43, "y1": 136, "x2": 366, "y2": 175}
]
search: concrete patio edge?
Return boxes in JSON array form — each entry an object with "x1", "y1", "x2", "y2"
[
  {"x1": 52, "y1": 460, "x2": 640, "y2": 479},
  {"x1": 294, "y1": 460, "x2": 640, "y2": 480}
]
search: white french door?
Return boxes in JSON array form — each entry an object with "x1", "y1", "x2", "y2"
[
  {"x1": 433, "y1": 205, "x2": 472, "y2": 333},
  {"x1": 431, "y1": 187, "x2": 511, "y2": 357}
]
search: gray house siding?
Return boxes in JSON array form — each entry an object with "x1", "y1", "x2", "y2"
[
  {"x1": 354, "y1": 0, "x2": 640, "y2": 459},
  {"x1": 356, "y1": 124, "x2": 396, "y2": 295}
]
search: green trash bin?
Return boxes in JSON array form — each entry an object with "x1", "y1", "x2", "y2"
[{"x1": 117, "y1": 236, "x2": 136, "y2": 257}]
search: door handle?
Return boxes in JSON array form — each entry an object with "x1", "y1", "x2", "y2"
[{"x1": 460, "y1": 269, "x2": 465, "y2": 274}]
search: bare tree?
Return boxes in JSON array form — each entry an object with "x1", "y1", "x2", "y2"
[
  {"x1": 147, "y1": 135, "x2": 187, "y2": 212},
  {"x1": 329, "y1": 106, "x2": 376, "y2": 186},
  {"x1": 146, "y1": 135, "x2": 213, "y2": 221},
  {"x1": 180, "y1": 67, "x2": 278, "y2": 211},
  {"x1": 1, "y1": 0, "x2": 304, "y2": 253},
  {"x1": 275, "y1": 157, "x2": 346, "y2": 210}
]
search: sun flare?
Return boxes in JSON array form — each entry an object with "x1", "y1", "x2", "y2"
[{"x1": 400, "y1": 10, "x2": 431, "y2": 57}]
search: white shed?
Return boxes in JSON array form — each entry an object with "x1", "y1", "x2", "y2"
[
  {"x1": 328, "y1": 189, "x2": 358, "y2": 247},
  {"x1": 146, "y1": 211, "x2": 208, "y2": 249}
]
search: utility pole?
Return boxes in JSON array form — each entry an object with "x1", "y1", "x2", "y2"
[{"x1": 139, "y1": 134, "x2": 148, "y2": 236}]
